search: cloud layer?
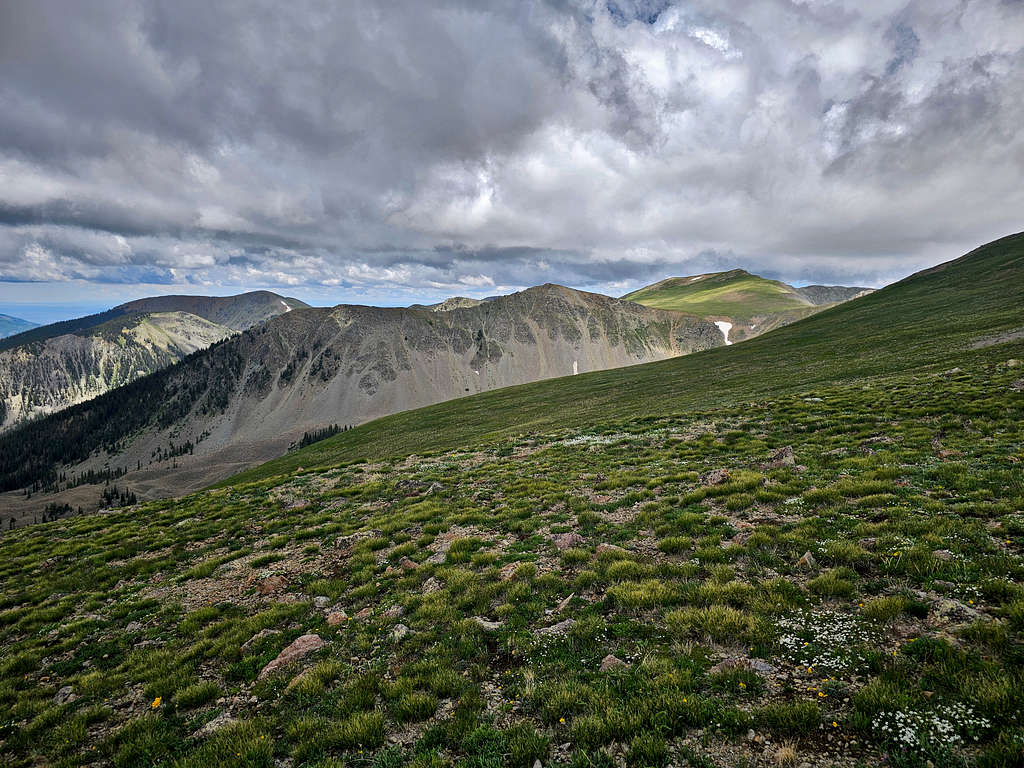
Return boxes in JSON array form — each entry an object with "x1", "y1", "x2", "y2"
[{"x1": 2, "y1": 0, "x2": 1023, "y2": 303}]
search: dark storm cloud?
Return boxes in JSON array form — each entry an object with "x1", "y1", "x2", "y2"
[{"x1": 1, "y1": 0, "x2": 1023, "y2": 301}]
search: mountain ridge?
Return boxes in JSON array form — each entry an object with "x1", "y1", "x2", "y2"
[
  {"x1": 0, "y1": 283, "x2": 724, "y2": 514},
  {"x1": 0, "y1": 291, "x2": 304, "y2": 431}
]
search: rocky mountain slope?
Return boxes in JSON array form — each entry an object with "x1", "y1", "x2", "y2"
[
  {"x1": 0, "y1": 284, "x2": 722, "y2": 509},
  {"x1": 623, "y1": 270, "x2": 872, "y2": 344},
  {"x1": 0, "y1": 314, "x2": 38, "y2": 338},
  {"x1": 0, "y1": 292, "x2": 304, "y2": 430}
]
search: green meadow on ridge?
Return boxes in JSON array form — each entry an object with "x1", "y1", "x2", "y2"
[
  {"x1": 0, "y1": 234, "x2": 1022, "y2": 768},
  {"x1": 621, "y1": 270, "x2": 817, "y2": 318}
]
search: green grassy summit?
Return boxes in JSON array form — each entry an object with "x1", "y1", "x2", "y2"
[
  {"x1": 622, "y1": 270, "x2": 814, "y2": 318},
  {"x1": 0, "y1": 234, "x2": 1023, "y2": 768}
]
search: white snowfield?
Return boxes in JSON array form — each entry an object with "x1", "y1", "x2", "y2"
[
  {"x1": 714, "y1": 320, "x2": 733, "y2": 345},
  {"x1": 281, "y1": 300, "x2": 292, "y2": 312}
]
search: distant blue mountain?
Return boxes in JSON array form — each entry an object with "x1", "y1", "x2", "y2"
[{"x1": 0, "y1": 314, "x2": 39, "y2": 339}]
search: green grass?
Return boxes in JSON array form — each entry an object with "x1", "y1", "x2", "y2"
[{"x1": 621, "y1": 268, "x2": 817, "y2": 317}]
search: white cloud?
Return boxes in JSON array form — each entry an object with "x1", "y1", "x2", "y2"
[{"x1": 0, "y1": 0, "x2": 1021, "y2": 301}]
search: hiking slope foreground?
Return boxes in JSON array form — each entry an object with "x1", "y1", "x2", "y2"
[{"x1": 0, "y1": 233, "x2": 1021, "y2": 767}]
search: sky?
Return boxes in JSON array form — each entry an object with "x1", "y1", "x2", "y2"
[{"x1": 1, "y1": 0, "x2": 1023, "y2": 323}]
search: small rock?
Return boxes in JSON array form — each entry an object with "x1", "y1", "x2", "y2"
[
  {"x1": 54, "y1": 685, "x2": 76, "y2": 705},
  {"x1": 933, "y1": 580, "x2": 956, "y2": 593},
  {"x1": 750, "y1": 659, "x2": 777, "y2": 675},
  {"x1": 795, "y1": 551, "x2": 817, "y2": 570},
  {"x1": 400, "y1": 557, "x2": 418, "y2": 571},
  {"x1": 702, "y1": 468, "x2": 730, "y2": 486},
  {"x1": 499, "y1": 562, "x2": 520, "y2": 581},
  {"x1": 241, "y1": 628, "x2": 281, "y2": 652},
  {"x1": 354, "y1": 606, "x2": 373, "y2": 619},
  {"x1": 535, "y1": 618, "x2": 576, "y2": 637},
  {"x1": 552, "y1": 532, "x2": 585, "y2": 550},
  {"x1": 396, "y1": 478, "x2": 428, "y2": 494},
  {"x1": 766, "y1": 445, "x2": 796, "y2": 468},
  {"x1": 533, "y1": 760, "x2": 543, "y2": 768},
  {"x1": 326, "y1": 611, "x2": 348, "y2": 626},
  {"x1": 391, "y1": 623, "x2": 411, "y2": 641},
  {"x1": 257, "y1": 574, "x2": 288, "y2": 595},
  {"x1": 933, "y1": 549, "x2": 954, "y2": 561},
  {"x1": 934, "y1": 598, "x2": 981, "y2": 622},
  {"x1": 193, "y1": 711, "x2": 236, "y2": 738},
  {"x1": 422, "y1": 577, "x2": 442, "y2": 593},
  {"x1": 746, "y1": 729, "x2": 756, "y2": 742},
  {"x1": 710, "y1": 657, "x2": 748, "y2": 675},
  {"x1": 595, "y1": 543, "x2": 626, "y2": 556},
  {"x1": 125, "y1": 621, "x2": 142, "y2": 633},
  {"x1": 257, "y1": 634, "x2": 326, "y2": 679},
  {"x1": 312, "y1": 595, "x2": 331, "y2": 609},
  {"x1": 383, "y1": 604, "x2": 405, "y2": 619},
  {"x1": 472, "y1": 616, "x2": 503, "y2": 632},
  {"x1": 555, "y1": 593, "x2": 574, "y2": 613},
  {"x1": 600, "y1": 654, "x2": 627, "y2": 672}
]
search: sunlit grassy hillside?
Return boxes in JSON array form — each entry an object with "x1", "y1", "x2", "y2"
[
  {"x1": 230, "y1": 233, "x2": 1024, "y2": 486},
  {"x1": 621, "y1": 270, "x2": 813, "y2": 317}
]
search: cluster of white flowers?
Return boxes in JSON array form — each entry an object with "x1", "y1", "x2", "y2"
[
  {"x1": 880, "y1": 535, "x2": 915, "y2": 552},
  {"x1": 872, "y1": 702, "x2": 990, "y2": 751},
  {"x1": 559, "y1": 433, "x2": 628, "y2": 446},
  {"x1": 777, "y1": 609, "x2": 876, "y2": 672}
]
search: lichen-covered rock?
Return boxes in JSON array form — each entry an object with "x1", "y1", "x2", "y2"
[
  {"x1": 257, "y1": 575, "x2": 288, "y2": 595},
  {"x1": 551, "y1": 532, "x2": 584, "y2": 550},
  {"x1": 600, "y1": 654, "x2": 627, "y2": 672},
  {"x1": 796, "y1": 551, "x2": 817, "y2": 570},
  {"x1": 535, "y1": 618, "x2": 575, "y2": 637},
  {"x1": 257, "y1": 634, "x2": 325, "y2": 679}
]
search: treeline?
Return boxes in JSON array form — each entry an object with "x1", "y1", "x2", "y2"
[
  {"x1": 0, "y1": 335, "x2": 246, "y2": 492},
  {"x1": 22, "y1": 466, "x2": 130, "y2": 496},
  {"x1": 41, "y1": 502, "x2": 82, "y2": 523},
  {"x1": 290, "y1": 424, "x2": 352, "y2": 451},
  {"x1": 100, "y1": 485, "x2": 137, "y2": 508},
  {"x1": 152, "y1": 440, "x2": 194, "y2": 461}
]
